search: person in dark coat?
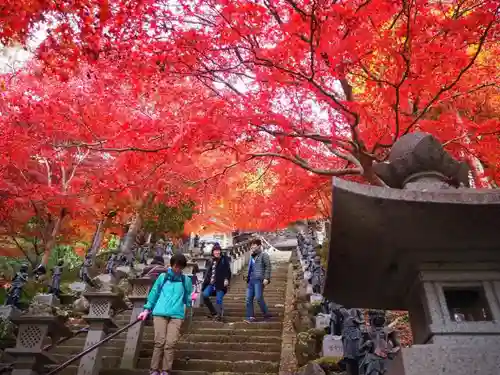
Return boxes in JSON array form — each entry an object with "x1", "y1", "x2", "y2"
[
  {"x1": 202, "y1": 243, "x2": 231, "y2": 321},
  {"x1": 141, "y1": 255, "x2": 168, "y2": 279}
]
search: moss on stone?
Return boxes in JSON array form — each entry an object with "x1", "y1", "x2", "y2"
[{"x1": 313, "y1": 356, "x2": 344, "y2": 373}]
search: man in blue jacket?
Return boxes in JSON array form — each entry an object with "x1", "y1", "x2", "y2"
[
  {"x1": 245, "y1": 238, "x2": 272, "y2": 323},
  {"x1": 202, "y1": 243, "x2": 231, "y2": 321},
  {"x1": 138, "y1": 253, "x2": 193, "y2": 375}
]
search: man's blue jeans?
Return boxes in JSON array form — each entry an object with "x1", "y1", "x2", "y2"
[
  {"x1": 203, "y1": 284, "x2": 225, "y2": 315},
  {"x1": 246, "y1": 278, "x2": 269, "y2": 318}
]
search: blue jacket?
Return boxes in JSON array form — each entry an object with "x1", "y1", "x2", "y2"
[
  {"x1": 247, "y1": 250, "x2": 271, "y2": 282},
  {"x1": 144, "y1": 268, "x2": 193, "y2": 319}
]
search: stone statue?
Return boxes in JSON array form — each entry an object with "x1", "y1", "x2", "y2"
[
  {"x1": 6, "y1": 263, "x2": 29, "y2": 308},
  {"x1": 48, "y1": 260, "x2": 64, "y2": 297},
  {"x1": 154, "y1": 239, "x2": 165, "y2": 258},
  {"x1": 308, "y1": 255, "x2": 325, "y2": 294},
  {"x1": 335, "y1": 307, "x2": 365, "y2": 375},
  {"x1": 139, "y1": 245, "x2": 149, "y2": 265},
  {"x1": 194, "y1": 234, "x2": 200, "y2": 248},
  {"x1": 79, "y1": 255, "x2": 96, "y2": 287},
  {"x1": 105, "y1": 254, "x2": 118, "y2": 274},
  {"x1": 359, "y1": 310, "x2": 401, "y2": 375},
  {"x1": 120, "y1": 253, "x2": 134, "y2": 267},
  {"x1": 297, "y1": 232, "x2": 305, "y2": 249},
  {"x1": 32, "y1": 263, "x2": 47, "y2": 280},
  {"x1": 166, "y1": 240, "x2": 173, "y2": 255}
]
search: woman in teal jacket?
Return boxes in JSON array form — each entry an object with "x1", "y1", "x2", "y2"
[{"x1": 138, "y1": 253, "x2": 193, "y2": 375}]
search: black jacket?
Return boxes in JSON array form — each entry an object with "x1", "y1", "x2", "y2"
[{"x1": 202, "y1": 255, "x2": 232, "y2": 293}]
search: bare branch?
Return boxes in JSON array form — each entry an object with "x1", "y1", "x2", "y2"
[{"x1": 249, "y1": 152, "x2": 362, "y2": 176}]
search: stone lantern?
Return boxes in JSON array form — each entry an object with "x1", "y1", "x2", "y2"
[{"x1": 325, "y1": 132, "x2": 500, "y2": 375}]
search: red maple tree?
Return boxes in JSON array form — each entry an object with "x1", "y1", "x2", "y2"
[{"x1": 1, "y1": 0, "x2": 499, "y2": 231}]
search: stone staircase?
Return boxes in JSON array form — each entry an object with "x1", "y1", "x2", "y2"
[{"x1": 45, "y1": 261, "x2": 289, "y2": 375}]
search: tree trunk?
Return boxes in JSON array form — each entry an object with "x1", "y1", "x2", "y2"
[
  {"x1": 120, "y1": 212, "x2": 143, "y2": 263},
  {"x1": 89, "y1": 211, "x2": 117, "y2": 262},
  {"x1": 40, "y1": 209, "x2": 67, "y2": 266},
  {"x1": 120, "y1": 193, "x2": 155, "y2": 262}
]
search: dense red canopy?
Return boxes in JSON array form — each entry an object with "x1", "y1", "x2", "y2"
[{"x1": 1, "y1": 0, "x2": 499, "y2": 241}]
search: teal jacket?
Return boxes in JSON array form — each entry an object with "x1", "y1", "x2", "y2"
[{"x1": 144, "y1": 268, "x2": 193, "y2": 320}]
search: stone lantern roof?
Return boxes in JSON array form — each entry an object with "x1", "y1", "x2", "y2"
[{"x1": 324, "y1": 132, "x2": 500, "y2": 310}]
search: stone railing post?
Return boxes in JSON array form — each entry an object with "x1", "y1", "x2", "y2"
[
  {"x1": 235, "y1": 247, "x2": 243, "y2": 274},
  {"x1": 193, "y1": 257, "x2": 209, "y2": 270},
  {"x1": 228, "y1": 249, "x2": 237, "y2": 276},
  {"x1": 244, "y1": 243, "x2": 251, "y2": 264},
  {"x1": 78, "y1": 275, "x2": 127, "y2": 375},
  {"x1": 6, "y1": 294, "x2": 70, "y2": 375},
  {"x1": 120, "y1": 277, "x2": 153, "y2": 369}
]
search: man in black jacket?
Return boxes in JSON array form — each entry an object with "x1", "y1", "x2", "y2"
[{"x1": 202, "y1": 243, "x2": 231, "y2": 321}]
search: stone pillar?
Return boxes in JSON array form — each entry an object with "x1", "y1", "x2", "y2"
[
  {"x1": 78, "y1": 275, "x2": 127, "y2": 375},
  {"x1": 194, "y1": 257, "x2": 209, "y2": 270},
  {"x1": 228, "y1": 249, "x2": 237, "y2": 276},
  {"x1": 244, "y1": 244, "x2": 251, "y2": 264},
  {"x1": 6, "y1": 294, "x2": 70, "y2": 375},
  {"x1": 120, "y1": 278, "x2": 153, "y2": 369},
  {"x1": 235, "y1": 248, "x2": 243, "y2": 274}
]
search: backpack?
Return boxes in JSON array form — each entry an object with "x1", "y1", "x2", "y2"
[{"x1": 159, "y1": 272, "x2": 189, "y2": 305}]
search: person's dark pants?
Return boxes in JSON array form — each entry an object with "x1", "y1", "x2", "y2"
[
  {"x1": 203, "y1": 284, "x2": 225, "y2": 316},
  {"x1": 345, "y1": 358, "x2": 359, "y2": 375},
  {"x1": 246, "y1": 278, "x2": 269, "y2": 318}
]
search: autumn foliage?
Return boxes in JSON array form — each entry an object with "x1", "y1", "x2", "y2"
[{"x1": 0, "y1": 0, "x2": 499, "y2": 253}]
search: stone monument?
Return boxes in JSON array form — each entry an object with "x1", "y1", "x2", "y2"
[{"x1": 325, "y1": 132, "x2": 500, "y2": 375}]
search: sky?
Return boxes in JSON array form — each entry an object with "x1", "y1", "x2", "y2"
[{"x1": 0, "y1": 27, "x2": 48, "y2": 73}]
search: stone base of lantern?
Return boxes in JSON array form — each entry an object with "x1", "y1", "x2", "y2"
[
  {"x1": 0, "y1": 306, "x2": 21, "y2": 320},
  {"x1": 388, "y1": 343, "x2": 500, "y2": 375},
  {"x1": 6, "y1": 350, "x2": 57, "y2": 375}
]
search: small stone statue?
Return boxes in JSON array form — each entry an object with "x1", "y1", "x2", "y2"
[
  {"x1": 139, "y1": 245, "x2": 149, "y2": 265},
  {"x1": 308, "y1": 255, "x2": 325, "y2": 294},
  {"x1": 338, "y1": 308, "x2": 365, "y2": 375},
  {"x1": 359, "y1": 310, "x2": 401, "y2": 375},
  {"x1": 79, "y1": 255, "x2": 95, "y2": 287},
  {"x1": 6, "y1": 264, "x2": 29, "y2": 308},
  {"x1": 194, "y1": 234, "x2": 200, "y2": 248},
  {"x1": 297, "y1": 232, "x2": 305, "y2": 249},
  {"x1": 33, "y1": 263, "x2": 47, "y2": 280},
  {"x1": 166, "y1": 240, "x2": 173, "y2": 255},
  {"x1": 105, "y1": 254, "x2": 117, "y2": 274},
  {"x1": 154, "y1": 240, "x2": 165, "y2": 258},
  {"x1": 120, "y1": 253, "x2": 134, "y2": 267},
  {"x1": 48, "y1": 260, "x2": 64, "y2": 297}
]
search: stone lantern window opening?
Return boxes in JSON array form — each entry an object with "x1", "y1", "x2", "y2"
[{"x1": 443, "y1": 286, "x2": 493, "y2": 322}]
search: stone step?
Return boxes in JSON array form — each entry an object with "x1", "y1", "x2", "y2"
[
  {"x1": 114, "y1": 315, "x2": 283, "y2": 324},
  {"x1": 49, "y1": 329, "x2": 284, "y2": 353},
  {"x1": 51, "y1": 349, "x2": 279, "y2": 365},
  {"x1": 115, "y1": 306, "x2": 285, "y2": 322},
  {"x1": 224, "y1": 293, "x2": 285, "y2": 297},
  {"x1": 174, "y1": 349, "x2": 280, "y2": 362},
  {"x1": 51, "y1": 363, "x2": 279, "y2": 375},
  {"x1": 191, "y1": 315, "x2": 282, "y2": 322},
  {"x1": 215, "y1": 298, "x2": 285, "y2": 304},
  {"x1": 184, "y1": 321, "x2": 283, "y2": 330},
  {"x1": 114, "y1": 308, "x2": 284, "y2": 323},
  {"x1": 100, "y1": 370, "x2": 276, "y2": 375},
  {"x1": 51, "y1": 341, "x2": 281, "y2": 357},
  {"x1": 172, "y1": 358, "x2": 279, "y2": 373}
]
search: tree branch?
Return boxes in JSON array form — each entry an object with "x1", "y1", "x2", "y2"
[
  {"x1": 249, "y1": 152, "x2": 362, "y2": 176},
  {"x1": 402, "y1": 15, "x2": 497, "y2": 135}
]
